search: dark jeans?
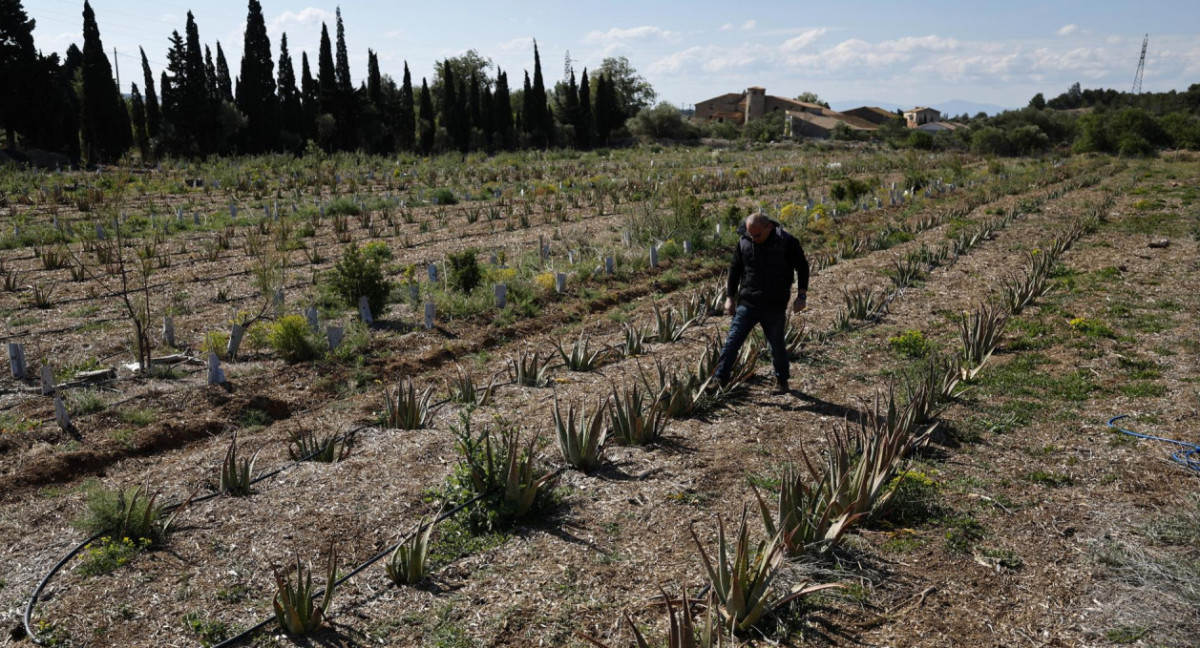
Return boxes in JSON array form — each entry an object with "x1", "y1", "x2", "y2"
[{"x1": 714, "y1": 303, "x2": 789, "y2": 383}]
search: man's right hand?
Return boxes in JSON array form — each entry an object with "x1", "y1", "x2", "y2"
[{"x1": 724, "y1": 297, "x2": 735, "y2": 316}]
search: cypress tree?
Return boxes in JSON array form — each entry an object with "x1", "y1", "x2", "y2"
[
  {"x1": 79, "y1": 1, "x2": 128, "y2": 162},
  {"x1": 238, "y1": 0, "x2": 276, "y2": 153},
  {"x1": 494, "y1": 69, "x2": 513, "y2": 150},
  {"x1": 0, "y1": 0, "x2": 38, "y2": 149},
  {"x1": 578, "y1": 69, "x2": 592, "y2": 149},
  {"x1": 468, "y1": 71, "x2": 482, "y2": 136},
  {"x1": 334, "y1": 8, "x2": 352, "y2": 93},
  {"x1": 277, "y1": 33, "x2": 301, "y2": 148},
  {"x1": 439, "y1": 60, "x2": 460, "y2": 152},
  {"x1": 300, "y1": 52, "x2": 318, "y2": 142},
  {"x1": 317, "y1": 23, "x2": 336, "y2": 114},
  {"x1": 130, "y1": 82, "x2": 149, "y2": 160},
  {"x1": 203, "y1": 46, "x2": 214, "y2": 95},
  {"x1": 522, "y1": 71, "x2": 533, "y2": 144},
  {"x1": 183, "y1": 11, "x2": 214, "y2": 154},
  {"x1": 417, "y1": 77, "x2": 434, "y2": 155},
  {"x1": 531, "y1": 40, "x2": 550, "y2": 147},
  {"x1": 395, "y1": 62, "x2": 415, "y2": 151},
  {"x1": 215, "y1": 42, "x2": 233, "y2": 102},
  {"x1": 139, "y1": 47, "x2": 161, "y2": 139},
  {"x1": 367, "y1": 50, "x2": 382, "y2": 108}
]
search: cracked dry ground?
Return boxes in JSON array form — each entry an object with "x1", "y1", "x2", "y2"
[{"x1": 3, "y1": 155, "x2": 1200, "y2": 648}]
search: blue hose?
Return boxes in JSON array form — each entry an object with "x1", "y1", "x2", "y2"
[{"x1": 1107, "y1": 415, "x2": 1200, "y2": 475}]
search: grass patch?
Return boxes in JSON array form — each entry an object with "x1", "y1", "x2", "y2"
[
  {"x1": 77, "y1": 536, "x2": 152, "y2": 576},
  {"x1": 118, "y1": 408, "x2": 158, "y2": 427},
  {"x1": 1120, "y1": 382, "x2": 1168, "y2": 398}
]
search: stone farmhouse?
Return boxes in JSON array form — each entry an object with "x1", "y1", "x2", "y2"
[
  {"x1": 904, "y1": 107, "x2": 965, "y2": 133},
  {"x1": 694, "y1": 86, "x2": 888, "y2": 139}
]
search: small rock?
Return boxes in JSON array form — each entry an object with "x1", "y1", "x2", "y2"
[{"x1": 1148, "y1": 238, "x2": 1170, "y2": 248}]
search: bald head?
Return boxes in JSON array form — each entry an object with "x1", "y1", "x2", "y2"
[{"x1": 745, "y1": 212, "x2": 773, "y2": 243}]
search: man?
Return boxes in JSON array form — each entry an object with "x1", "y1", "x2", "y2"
[{"x1": 714, "y1": 212, "x2": 809, "y2": 394}]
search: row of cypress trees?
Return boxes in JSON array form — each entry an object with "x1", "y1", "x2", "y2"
[{"x1": 0, "y1": 0, "x2": 642, "y2": 164}]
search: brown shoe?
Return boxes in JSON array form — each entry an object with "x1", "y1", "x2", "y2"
[{"x1": 772, "y1": 379, "x2": 789, "y2": 395}]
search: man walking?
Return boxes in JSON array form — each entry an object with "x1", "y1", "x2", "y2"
[{"x1": 713, "y1": 212, "x2": 809, "y2": 394}]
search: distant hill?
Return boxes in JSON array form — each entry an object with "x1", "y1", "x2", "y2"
[{"x1": 830, "y1": 99, "x2": 1014, "y2": 117}]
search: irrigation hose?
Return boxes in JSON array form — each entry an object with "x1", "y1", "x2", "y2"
[
  {"x1": 23, "y1": 424, "x2": 371, "y2": 645},
  {"x1": 206, "y1": 488, "x2": 494, "y2": 648},
  {"x1": 1107, "y1": 415, "x2": 1200, "y2": 475}
]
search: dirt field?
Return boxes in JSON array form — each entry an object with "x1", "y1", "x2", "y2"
[{"x1": 2, "y1": 148, "x2": 1198, "y2": 648}]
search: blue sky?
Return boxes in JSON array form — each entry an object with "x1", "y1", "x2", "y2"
[{"x1": 25, "y1": 0, "x2": 1200, "y2": 110}]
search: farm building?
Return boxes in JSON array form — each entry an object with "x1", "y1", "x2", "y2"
[
  {"x1": 843, "y1": 106, "x2": 900, "y2": 126},
  {"x1": 694, "y1": 87, "x2": 827, "y2": 125},
  {"x1": 785, "y1": 110, "x2": 878, "y2": 139},
  {"x1": 904, "y1": 106, "x2": 942, "y2": 128}
]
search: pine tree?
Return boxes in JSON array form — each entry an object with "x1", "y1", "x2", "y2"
[
  {"x1": 0, "y1": 0, "x2": 38, "y2": 149},
  {"x1": 130, "y1": 82, "x2": 149, "y2": 160},
  {"x1": 417, "y1": 77, "x2": 434, "y2": 155},
  {"x1": 139, "y1": 47, "x2": 161, "y2": 139},
  {"x1": 277, "y1": 33, "x2": 301, "y2": 149},
  {"x1": 395, "y1": 62, "x2": 415, "y2": 151},
  {"x1": 577, "y1": 69, "x2": 592, "y2": 149},
  {"x1": 238, "y1": 0, "x2": 276, "y2": 153},
  {"x1": 79, "y1": 1, "x2": 129, "y2": 162},
  {"x1": 215, "y1": 42, "x2": 233, "y2": 102}
]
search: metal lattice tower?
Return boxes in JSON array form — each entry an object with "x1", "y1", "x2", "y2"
[{"x1": 1132, "y1": 34, "x2": 1148, "y2": 94}]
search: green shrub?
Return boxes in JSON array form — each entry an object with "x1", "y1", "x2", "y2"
[
  {"x1": 888, "y1": 329, "x2": 934, "y2": 357},
  {"x1": 325, "y1": 197, "x2": 361, "y2": 216},
  {"x1": 431, "y1": 188, "x2": 458, "y2": 205},
  {"x1": 446, "y1": 248, "x2": 482, "y2": 294},
  {"x1": 72, "y1": 485, "x2": 178, "y2": 544},
  {"x1": 77, "y1": 536, "x2": 152, "y2": 576},
  {"x1": 327, "y1": 243, "x2": 392, "y2": 316},
  {"x1": 830, "y1": 177, "x2": 873, "y2": 203},
  {"x1": 269, "y1": 315, "x2": 321, "y2": 362},
  {"x1": 361, "y1": 240, "x2": 392, "y2": 264}
]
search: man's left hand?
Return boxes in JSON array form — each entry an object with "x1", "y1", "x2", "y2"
[{"x1": 792, "y1": 295, "x2": 807, "y2": 313}]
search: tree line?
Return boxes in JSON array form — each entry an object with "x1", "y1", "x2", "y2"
[{"x1": 0, "y1": 0, "x2": 657, "y2": 164}]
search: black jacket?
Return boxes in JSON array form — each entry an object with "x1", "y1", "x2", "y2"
[{"x1": 727, "y1": 221, "x2": 809, "y2": 309}]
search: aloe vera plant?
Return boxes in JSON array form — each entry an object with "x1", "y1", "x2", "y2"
[
  {"x1": 580, "y1": 585, "x2": 727, "y2": 648},
  {"x1": 508, "y1": 349, "x2": 552, "y2": 387},
  {"x1": 384, "y1": 376, "x2": 437, "y2": 429},
  {"x1": 385, "y1": 512, "x2": 438, "y2": 585},
  {"x1": 841, "y1": 286, "x2": 886, "y2": 321},
  {"x1": 553, "y1": 396, "x2": 609, "y2": 472},
  {"x1": 220, "y1": 435, "x2": 257, "y2": 497},
  {"x1": 620, "y1": 322, "x2": 650, "y2": 357},
  {"x1": 287, "y1": 428, "x2": 351, "y2": 463},
  {"x1": 690, "y1": 508, "x2": 840, "y2": 631},
  {"x1": 651, "y1": 302, "x2": 696, "y2": 343},
  {"x1": 958, "y1": 304, "x2": 1008, "y2": 379},
  {"x1": 555, "y1": 331, "x2": 611, "y2": 372},
  {"x1": 273, "y1": 546, "x2": 338, "y2": 636},
  {"x1": 609, "y1": 382, "x2": 667, "y2": 446},
  {"x1": 445, "y1": 365, "x2": 497, "y2": 406}
]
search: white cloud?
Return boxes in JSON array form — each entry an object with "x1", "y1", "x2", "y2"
[
  {"x1": 648, "y1": 46, "x2": 704, "y2": 74},
  {"x1": 780, "y1": 28, "x2": 828, "y2": 52},
  {"x1": 742, "y1": 20, "x2": 757, "y2": 31},
  {"x1": 1056, "y1": 24, "x2": 1079, "y2": 36},
  {"x1": 582, "y1": 26, "x2": 680, "y2": 45},
  {"x1": 720, "y1": 23, "x2": 734, "y2": 31},
  {"x1": 498, "y1": 36, "x2": 535, "y2": 52},
  {"x1": 268, "y1": 8, "x2": 333, "y2": 38}
]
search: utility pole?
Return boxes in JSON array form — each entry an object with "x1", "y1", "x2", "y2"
[
  {"x1": 114, "y1": 47, "x2": 120, "y2": 89},
  {"x1": 1132, "y1": 34, "x2": 1148, "y2": 94}
]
